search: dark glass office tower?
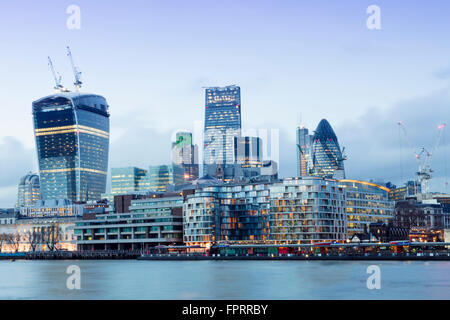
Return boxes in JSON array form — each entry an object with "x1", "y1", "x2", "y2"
[
  {"x1": 32, "y1": 92, "x2": 110, "y2": 202},
  {"x1": 310, "y1": 119, "x2": 345, "y2": 179},
  {"x1": 203, "y1": 85, "x2": 241, "y2": 181}
]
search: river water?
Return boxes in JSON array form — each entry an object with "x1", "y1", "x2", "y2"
[{"x1": 0, "y1": 260, "x2": 449, "y2": 299}]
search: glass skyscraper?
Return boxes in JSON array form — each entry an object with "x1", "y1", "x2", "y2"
[
  {"x1": 32, "y1": 92, "x2": 110, "y2": 202},
  {"x1": 111, "y1": 167, "x2": 148, "y2": 195},
  {"x1": 309, "y1": 119, "x2": 345, "y2": 179},
  {"x1": 203, "y1": 85, "x2": 241, "y2": 180},
  {"x1": 296, "y1": 126, "x2": 312, "y2": 177}
]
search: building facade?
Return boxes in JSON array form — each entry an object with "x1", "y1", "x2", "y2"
[
  {"x1": 147, "y1": 165, "x2": 185, "y2": 192},
  {"x1": 19, "y1": 200, "x2": 84, "y2": 218},
  {"x1": 388, "y1": 181, "x2": 421, "y2": 201},
  {"x1": 0, "y1": 216, "x2": 77, "y2": 253},
  {"x1": 75, "y1": 193, "x2": 187, "y2": 250},
  {"x1": 393, "y1": 199, "x2": 450, "y2": 231},
  {"x1": 111, "y1": 167, "x2": 148, "y2": 195},
  {"x1": 203, "y1": 85, "x2": 242, "y2": 181},
  {"x1": 309, "y1": 119, "x2": 345, "y2": 179},
  {"x1": 296, "y1": 126, "x2": 312, "y2": 177},
  {"x1": 17, "y1": 172, "x2": 41, "y2": 207},
  {"x1": 172, "y1": 131, "x2": 199, "y2": 181},
  {"x1": 269, "y1": 177, "x2": 347, "y2": 243},
  {"x1": 339, "y1": 179, "x2": 394, "y2": 236},
  {"x1": 183, "y1": 182, "x2": 271, "y2": 246},
  {"x1": 32, "y1": 92, "x2": 110, "y2": 202}
]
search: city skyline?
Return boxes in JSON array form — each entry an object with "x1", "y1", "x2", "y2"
[{"x1": 1, "y1": 0, "x2": 450, "y2": 206}]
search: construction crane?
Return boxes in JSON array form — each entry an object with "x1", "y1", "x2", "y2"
[
  {"x1": 47, "y1": 57, "x2": 68, "y2": 92},
  {"x1": 397, "y1": 121, "x2": 446, "y2": 196},
  {"x1": 66, "y1": 46, "x2": 82, "y2": 91}
]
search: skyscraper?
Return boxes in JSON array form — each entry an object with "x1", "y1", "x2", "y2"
[
  {"x1": 234, "y1": 136, "x2": 262, "y2": 167},
  {"x1": 296, "y1": 126, "x2": 312, "y2": 177},
  {"x1": 172, "y1": 131, "x2": 199, "y2": 181},
  {"x1": 309, "y1": 119, "x2": 345, "y2": 179},
  {"x1": 32, "y1": 92, "x2": 110, "y2": 202},
  {"x1": 17, "y1": 172, "x2": 41, "y2": 207},
  {"x1": 203, "y1": 85, "x2": 241, "y2": 181},
  {"x1": 111, "y1": 167, "x2": 148, "y2": 195}
]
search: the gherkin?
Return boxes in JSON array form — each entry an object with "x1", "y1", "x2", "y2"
[{"x1": 309, "y1": 119, "x2": 345, "y2": 179}]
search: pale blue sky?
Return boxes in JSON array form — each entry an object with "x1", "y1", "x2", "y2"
[{"x1": 1, "y1": 0, "x2": 450, "y2": 206}]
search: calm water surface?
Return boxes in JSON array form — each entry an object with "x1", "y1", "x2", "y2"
[{"x1": 0, "y1": 260, "x2": 449, "y2": 299}]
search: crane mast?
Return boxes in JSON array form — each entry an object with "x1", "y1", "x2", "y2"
[
  {"x1": 66, "y1": 46, "x2": 82, "y2": 91},
  {"x1": 47, "y1": 57, "x2": 68, "y2": 92}
]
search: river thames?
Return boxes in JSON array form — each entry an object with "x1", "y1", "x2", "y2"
[{"x1": 0, "y1": 260, "x2": 449, "y2": 299}]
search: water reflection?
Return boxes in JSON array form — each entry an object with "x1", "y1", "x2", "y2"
[{"x1": 0, "y1": 260, "x2": 449, "y2": 299}]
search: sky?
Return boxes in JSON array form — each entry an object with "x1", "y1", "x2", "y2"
[{"x1": 1, "y1": 0, "x2": 450, "y2": 206}]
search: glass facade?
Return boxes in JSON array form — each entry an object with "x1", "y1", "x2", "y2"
[
  {"x1": 296, "y1": 127, "x2": 312, "y2": 177},
  {"x1": 309, "y1": 119, "x2": 345, "y2": 179},
  {"x1": 183, "y1": 183, "x2": 271, "y2": 245},
  {"x1": 269, "y1": 177, "x2": 347, "y2": 242},
  {"x1": 234, "y1": 136, "x2": 262, "y2": 166},
  {"x1": 17, "y1": 172, "x2": 41, "y2": 207},
  {"x1": 111, "y1": 167, "x2": 148, "y2": 195},
  {"x1": 203, "y1": 85, "x2": 241, "y2": 180},
  {"x1": 339, "y1": 180, "x2": 394, "y2": 236},
  {"x1": 32, "y1": 92, "x2": 110, "y2": 202},
  {"x1": 147, "y1": 165, "x2": 184, "y2": 192}
]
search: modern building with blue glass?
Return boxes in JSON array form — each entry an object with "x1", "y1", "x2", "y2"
[
  {"x1": 309, "y1": 119, "x2": 346, "y2": 179},
  {"x1": 32, "y1": 92, "x2": 110, "y2": 202},
  {"x1": 203, "y1": 85, "x2": 242, "y2": 181}
]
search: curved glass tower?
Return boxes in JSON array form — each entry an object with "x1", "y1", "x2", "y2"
[
  {"x1": 310, "y1": 119, "x2": 345, "y2": 179},
  {"x1": 32, "y1": 92, "x2": 110, "y2": 202}
]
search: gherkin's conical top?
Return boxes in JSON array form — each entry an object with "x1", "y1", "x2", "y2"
[{"x1": 313, "y1": 119, "x2": 338, "y2": 143}]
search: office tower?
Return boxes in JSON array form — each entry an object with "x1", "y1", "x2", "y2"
[
  {"x1": 234, "y1": 136, "x2": 262, "y2": 166},
  {"x1": 32, "y1": 92, "x2": 110, "y2": 202},
  {"x1": 17, "y1": 172, "x2": 41, "y2": 207},
  {"x1": 147, "y1": 165, "x2": 185, "y2": 192},
  {"x1": 309, "y1": 119, "x2": 345, "y2": 179},
  {"x1": 111, "y1": 167, "x2": 148, "y2": 195},
  {"x1": 296, "y1": 126, "x2": 312, "y2": 177},
  {"x1": 339, "y1": 179, "x2": 394, "y2": 237},
  {"x1": 203, "y1": 85, "x2": 242, "y2": 181},
  {"x1": 172, "y1": 131, "x2": 199, "y2": 181}
]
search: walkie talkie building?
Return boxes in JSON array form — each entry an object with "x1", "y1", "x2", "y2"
[{"x1": 32, "y1": 92, "x2": 110, "y2": 202}]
